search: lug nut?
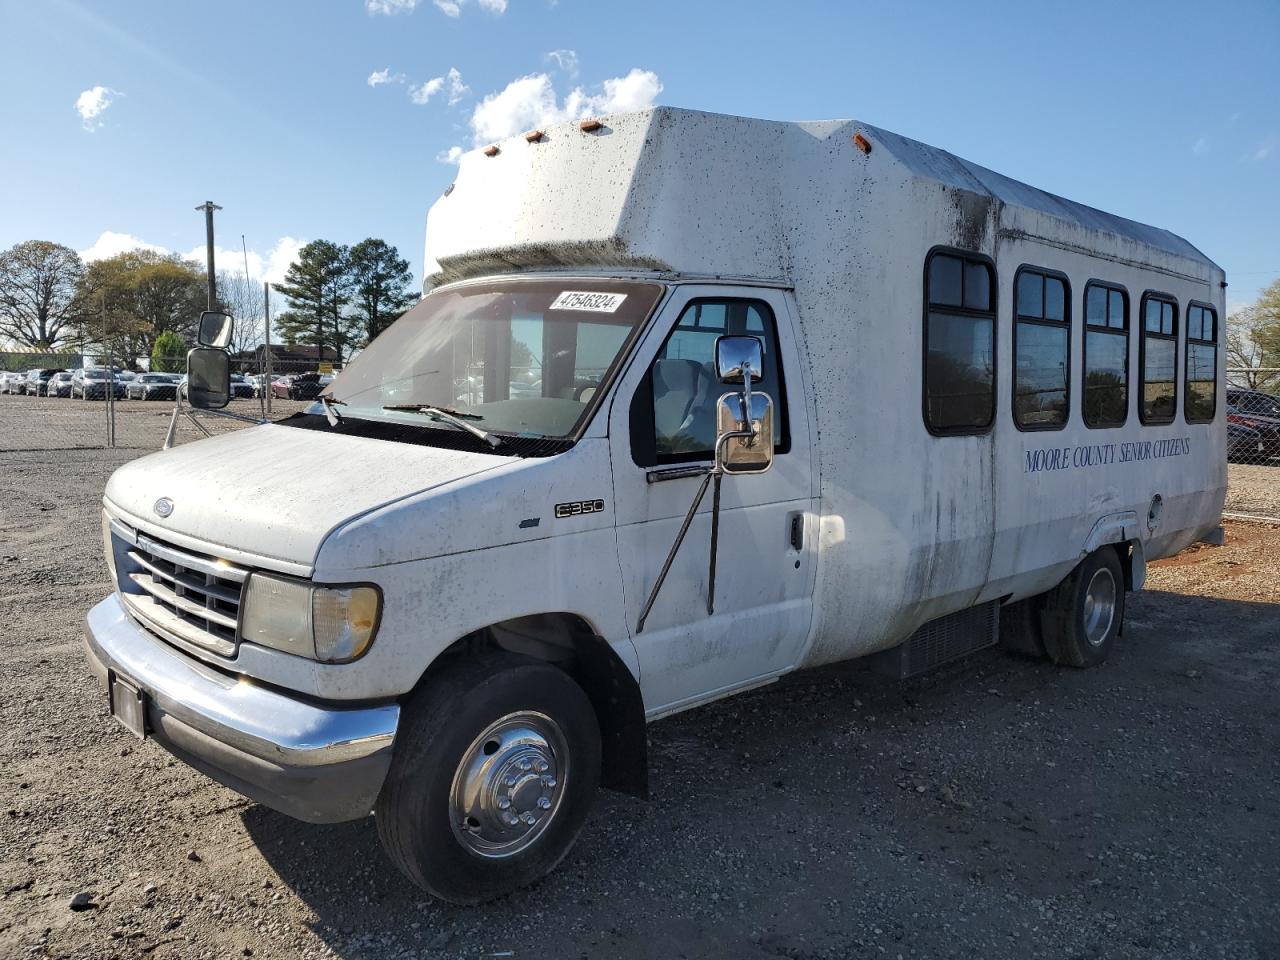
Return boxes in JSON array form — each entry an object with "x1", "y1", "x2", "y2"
[
  {"x1": 497, "y1": 798, "x2": 511, "y2": 810},
  {"x1": 537, "y1": 797, "x2": 552, "y2": 809},
  {"x1": 541, "y1": 776, "x2": 557, "y2": 788},
  {"x1": 518, "y1": 758, "x2": 533, "y2": 772},
  {"x1": 504, "y1": 813, "x2": 519, "y2": 826},
  {"x1": 505, "y1": 776, "x2": 518, "y2": 787},
  {"x1": 534, "y1": 759, "x2": 548, "y2": 773}
]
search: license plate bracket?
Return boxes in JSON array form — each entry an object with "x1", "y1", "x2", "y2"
[{"x1": 110, "y1": 675, "x2": 148, "y2": 740}]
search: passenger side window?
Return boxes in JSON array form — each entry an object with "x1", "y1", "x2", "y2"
[
  {"x1": 924, "y1": 251, "x2": 996, "y2": 434},
  {"x1": 630, "y1": 299, "x2": 788, "y2": 466},
  {"x1": 1013, "y1": 267, "x2": 1070, "y2": 429},
  {"x1": 1082, "y1": 282, "x2": 1129, "y2": 428},
  {"x1": 1184, "y1": 303, "x2": 1217, "y2": 423},
  {"x1": 1139, "y1": 293, "x2": 1178, "y2": 424}
]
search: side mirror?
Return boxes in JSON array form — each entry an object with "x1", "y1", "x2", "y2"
[
  {"x1": 197, "y1": 310, "x2": 234, "y2": 349},
  {"x1": 186, "y1": 347, "x2": 230, "y2": 409},
  {"x1": 715, "y1": 391, "x2": 774, "y2": 474},
  {"x1": 715, "y1": 335, "x2": 764, "y2": 384}
]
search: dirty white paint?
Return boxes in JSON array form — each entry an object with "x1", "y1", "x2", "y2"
[{"x1": 103, "y1": 107, "x2": 1224, "y2": 714}]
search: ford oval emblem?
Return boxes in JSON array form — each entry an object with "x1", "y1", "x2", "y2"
[{"x1": 153, "y1": 497, "x2": 174, "y2": 518}]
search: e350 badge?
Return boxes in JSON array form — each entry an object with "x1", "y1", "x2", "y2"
[{"x1": 555, "y1": 499, "x2": 606, "y2": 519}]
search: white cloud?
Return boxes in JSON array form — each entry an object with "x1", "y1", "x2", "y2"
[
  {"x1": 78, "y1": 232, "x2": 304, "y2": 286},
  {"x1": 469, "y1": 68, "x2": 662, "y2": 145},
  {"x1": 545, "y1": 49, "x2": 579, "y2": 78},
  {"x1": 1191, "y1": 136, "x2": 1209, "y2": 156},
  {"x1": 368, "y1": 67, "x2": 405, "y2": 87},
  {"x1": 410, "y1": 67, "x2": 467, "y2": 106},
  {"x1": 1251, "y1": 136, "x2": 1275, "y2": 162},
  {"x1": 432, "y1": 0, "x2": 505, "y2": 16},
  {"x1": 79, "y1": 231, "x2": 166, "y2": 262},
  {"x1": 366, "y1": 0, "x2": 419, "y2": 13},
  {"x1": 410, "y1": 77, "x2": 445, "y2": 104},
  {"x1": 75, "y1": 86, "x2": 122, "y2": 131},
  {"x1": 437, "y1": 145, "x2": 465, "y2": 165}
]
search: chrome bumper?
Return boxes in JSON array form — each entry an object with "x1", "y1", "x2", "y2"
[{"x1": 84, "y1": 594, "x2": 399, "y2": 823}]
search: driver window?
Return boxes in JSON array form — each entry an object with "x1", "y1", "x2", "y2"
[{"x1": 631, "y1": 298, "x2": 788, "y2": 466}]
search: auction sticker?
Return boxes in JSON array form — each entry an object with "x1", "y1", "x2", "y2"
[{"x1": 550, "y1": 291, "x2": 628, "y2": 313}]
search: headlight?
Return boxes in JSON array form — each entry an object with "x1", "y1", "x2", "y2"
[{"x1": 241, "y1": 573, "x2": 380, "y2": 663}]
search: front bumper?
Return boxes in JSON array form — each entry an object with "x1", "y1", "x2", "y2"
[{"x1": 84, "y1": 594, "x2": 399, "y2": 823}]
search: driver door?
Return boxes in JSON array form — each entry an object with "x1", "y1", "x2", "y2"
[{"x1": 608, "y1": 286, "x2": 817, "y2": 716}]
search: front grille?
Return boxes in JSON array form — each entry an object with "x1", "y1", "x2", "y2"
[{"x1": 114, "y1": 526, "x2": 247, "y2": 658}]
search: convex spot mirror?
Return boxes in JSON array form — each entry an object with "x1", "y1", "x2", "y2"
[
  {"x1": 715, "y1": 335, "x2": 764, "y2": 384},
  {"x1": 186, "y1": 347, "x2": 230, "y2": 409},
  {"x1": 197, "y1": 310, "x2": 234, "y2": 349},
  {"x1": 715, "y1": 392, "x2": 774, "y2": 475}
]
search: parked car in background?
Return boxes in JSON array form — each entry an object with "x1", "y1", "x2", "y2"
[
  {"x1": 126, "y1": 373, "x2": 180, "y2": 401},
  {"x1": 0, "y1": 371, "x2": 21, "y2": 394},
  {"x1": 271, "y1": 372, "x2": 324, "y2": 400},
  {"x1": 24, "y1": 368, "x2": 67, "y2": 396},
  {"x1": 72, "y1": 367, "x2": 125, "y2": 400},
  {"x1": 1226, "y1": 406, "x2": 1280, "y2": 459},
  {"x1": 1227, "y1": 388, "x2": 1280, "y2": 421},
  {"x1": 229, "y1": 373, "x2": 255, "y2": 399},
  {"x1": 1227, "y1": 421, "x2": 1265, "y2": 462},
  {"x1": 47, "y1": 371, "x2": 75, "y2": 397}
]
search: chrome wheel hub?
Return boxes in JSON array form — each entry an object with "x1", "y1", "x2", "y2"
[
  {"x1": 449, "y1": 711, "x2": 567, "y2": 859},
  {"x1": 1082, "y1": 568, "x2": 1117, "y2": 647}
]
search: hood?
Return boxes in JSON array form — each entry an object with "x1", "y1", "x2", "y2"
[{"x1": 104, "y1": 423, "x2": 507, "y2": 569}]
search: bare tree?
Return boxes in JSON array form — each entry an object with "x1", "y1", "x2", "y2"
[
  {"x1": 215, "y1": 269, "x2": 265, "y2": 356},
  {"x1": 0, "y1": 241, "x2": 86, "y2": 348},
  {"x1": 1227, "y1": 303, "x2": 1280, "y2": 391}
]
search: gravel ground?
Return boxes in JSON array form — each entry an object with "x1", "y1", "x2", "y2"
[{"x1": 1, "y1": 429, "x2": 1279, "y2": 959}]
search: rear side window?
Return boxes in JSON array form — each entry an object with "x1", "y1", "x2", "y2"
[
  {"x1": 924, "y1": 250, "x2": 996, "y2": 434},
  {"x1": 1082, "y1": 282, "x2": 1129, "y2": 427},
  {"x1": 1184, "y1": 303, "x2": 1217, "y2": 423},
  {"x1": 630, "y1": 298, "x2": 788, "y2": 466},
  {"x1": 1139, "y1": 293, "x2": 1178, "y2": 424},
  {"x1": 1012, "y1": 267, "x2": 1070, "y2": 429}
]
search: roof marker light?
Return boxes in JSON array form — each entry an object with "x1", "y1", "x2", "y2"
[
  {"x1": 483, "y1": 145, "x2": 500, "y2": 157},
  {"x1": 524, "y1": 129, "x2": 544, "y2": 143},
  {"x1": 853, "y1": 132, "x2": 872, "y2": 155},
  {"x1": 579, "y1": 118, "x2": 603, "y2": 133}
]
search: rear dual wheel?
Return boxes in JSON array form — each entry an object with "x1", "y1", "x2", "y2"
[
  {"x1": 376, "y1": 653, "x2": 601, "y2": 904},
  {"x1": 1040, "y1": 548, "x2": 1125, "y2": 667}
]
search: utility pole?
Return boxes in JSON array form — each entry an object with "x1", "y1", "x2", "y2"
[
  {"x1": 263, "y1": 282, "x2": 273, "y2": 418},
  {"x1": 195, "y1": 201, "x2": 222, "y2": 309}
]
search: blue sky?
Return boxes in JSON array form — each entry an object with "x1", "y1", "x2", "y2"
[{"x1": 0, "y1": 0, "x2": 1277, "y2": 311}]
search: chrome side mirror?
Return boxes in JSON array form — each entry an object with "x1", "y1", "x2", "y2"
[
  {"x1": 715, "y1": 335, "x2": 764, "y2": 384},
  {"x1": 715, "y1": 391, "x2": 774, "y2": 474},
  {"x1": 186, "y1": 347, "x2": 230, "y2": 409},
  {"x1": 197, "y1": 310, "x2": 234, "y2": 349}
]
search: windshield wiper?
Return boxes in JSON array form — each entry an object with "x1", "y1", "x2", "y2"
[
  {"x1": 382, "y1": 404, "x2": 503, "y2": 448},
  {"x1": 319, "y1": 394, "x2": 345, "y2": 427}
]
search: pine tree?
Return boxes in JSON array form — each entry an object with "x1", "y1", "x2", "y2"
[
  {"x1": 272, "y1": 241, "x2": 354, "y2": 362},
  {"x1": 347, "y1": 238, "x2": 416, "y2": 346}
]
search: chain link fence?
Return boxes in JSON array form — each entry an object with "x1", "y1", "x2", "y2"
[
  {"x1": 1225, "y1": 367, "x2": 1280, "y2": 520},
  {"x1": 0, "y1": 350, "x2": 328, "y2": 452}
]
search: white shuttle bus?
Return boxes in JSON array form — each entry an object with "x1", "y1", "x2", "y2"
[{"x1": 84, "y1": 108, "x2": 1225, "y2": 903}]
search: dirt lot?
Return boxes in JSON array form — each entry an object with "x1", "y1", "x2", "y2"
[{"x1": 1, "y1": 428, "x2": 1279, "y2": 959}]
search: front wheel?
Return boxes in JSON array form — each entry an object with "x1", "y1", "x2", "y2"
[
  {"x1": 376, "y1": 653, "x2": 601, "y2": 904},
  {"x1": 1039, "y1": 547, "x2": 1125, "y2": 668}
]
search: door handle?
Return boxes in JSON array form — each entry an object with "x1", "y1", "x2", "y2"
[{"x1": 788, "y1": 512, "x2": 804, "y2": 551}]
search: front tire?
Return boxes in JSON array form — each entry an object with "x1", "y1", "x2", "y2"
[
  {"x1": 376, "y1": 653, "x2": 601, "y2": 904},
  {"x1": 1039, "y1": 547, "x2": 1125, "y2": 668}
]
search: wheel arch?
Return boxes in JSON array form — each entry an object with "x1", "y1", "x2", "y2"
[{"x1": 412, "y1": 612, "x2": 648, "y2": 798}]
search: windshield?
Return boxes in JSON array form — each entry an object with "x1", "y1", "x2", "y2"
[
  {"x1": 326, "y1": 279, "x2": 663, "y2": 439},
  {"x1": 86, "y1": 370, "x2": 109, "y2": 380}
]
